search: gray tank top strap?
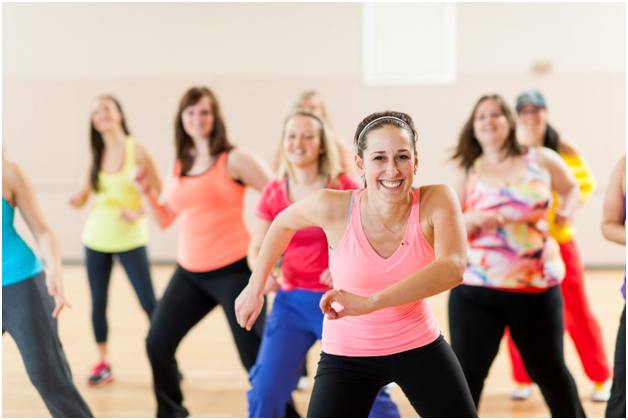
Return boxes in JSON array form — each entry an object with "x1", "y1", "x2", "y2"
[{"x1": 329, "y1": 189, "x2": 359, "y2": 257}]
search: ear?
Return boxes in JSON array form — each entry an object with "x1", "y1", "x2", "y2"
[
  {"x1": 414, "y1": 152, "x2": 419, "y2": 174},
  {"x1": 354, "y1": 154, "x2": 364, "y2": 175}
]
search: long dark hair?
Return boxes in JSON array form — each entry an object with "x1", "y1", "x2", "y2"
[
  {"x1": 90, "y1": 96, "x2": 130, "y2": 192},
  {"x1": 452, "y1": 94, "x2": 522, "y2": 169},
  {"x1": 542, "y1": 123, "x2": 561, "y2": 152},
  {"x1": 175, "y1": 87, "x2": 232, "y2": 176}
]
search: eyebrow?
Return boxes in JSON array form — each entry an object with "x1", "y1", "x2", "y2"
[{"x1": 370, "y1": 149, "x2": 411, "y2": 155}]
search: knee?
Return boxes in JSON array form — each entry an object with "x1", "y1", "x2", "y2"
[
  {"x1": 145, "y1": 330, "x2": 172, "y2": 361},
  {"x1": 91, "y1": 295, "x2": 107, "y2": 315}
]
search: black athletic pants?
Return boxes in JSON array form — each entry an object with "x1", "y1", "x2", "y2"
[
  {"x1": 307, "y1": 335, "x2": 478, "y2": 418},
  {"x1": 85, "y1": 246, "x2": 156, "y2": 343},
  {"x1": 606, "y1": 304, "x2": 626, "y2": 418},
  {"x1": 449, "y1": 285, "x2": 585, "y2": 418},
  {"x1": 145, "y1": 258, "x2": 267, "y2": 418}
]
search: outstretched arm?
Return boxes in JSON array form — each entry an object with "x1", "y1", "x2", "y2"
[
  {"x1": 320, "y1": 184, "x2": 467, "y2": 319},
  {"x1": 236, "y1": 189, "x2": 345, "y2": 330},
  {"x1": 601, "y1": 156, "x2": 626, "y2": 245}
]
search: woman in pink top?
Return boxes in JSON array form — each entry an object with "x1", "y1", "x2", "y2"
[
  {"x1": 133, "y1": 87, "x2": 274, "y2": 417},
  {"x1": 236, "y1": 111, "x2": 477, "y2": 417},
  {"x1": 242, "y1": 110, "x2": 399, "y2": 418}
]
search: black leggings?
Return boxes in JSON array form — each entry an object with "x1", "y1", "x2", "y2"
[
  {"x1": 145, "y1": 258, "x2": 267, "y2": 418},
  {"x1": 85, "y1": 246, "x2": 156, "y2": 343},
  {"x1": 606, "y1": 304, "x2": 626, "y2": 418},
  {"x1": 307, "y1": 335, "x2": 478, "y2": 418},
  {"x1": 448, "y1": 285, "x2": 585, "y2": 418}
]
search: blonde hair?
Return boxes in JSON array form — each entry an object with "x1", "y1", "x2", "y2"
[
  {"x1": 277, "y1": 110, "x2": 344, "y2": 187},
  {"x1": 284, "y1": 90, "x2": 331, "y2": 128}
]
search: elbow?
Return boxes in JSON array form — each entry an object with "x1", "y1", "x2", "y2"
[{"x1": 448, "y1": 255, "x2": 466, "y2": 287}]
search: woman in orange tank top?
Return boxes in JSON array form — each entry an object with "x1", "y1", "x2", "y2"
[{"x1": 133, "y1": 87, "x2": 274, "y2": 418}]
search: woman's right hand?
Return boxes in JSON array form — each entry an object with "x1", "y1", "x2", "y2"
[
  {"x1": 473, "y1": 211, "x2": 505, "y2": 231},
  {"x1": 262, "y1": 271, "x2": 281, "y2": 295},
  {"x1": 130, "y1": 165, "x2": 150, "y2": 193},
  {"x1": 235, "y1": 282, "x2": 265, "y2": 331},
  {"x1": 68, "y1": 191, "x2": 87, "y2": 208}
]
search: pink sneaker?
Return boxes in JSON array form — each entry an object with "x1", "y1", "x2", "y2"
[{"x1": 87, "y1": 361, "x2": 114, "y2": 387}]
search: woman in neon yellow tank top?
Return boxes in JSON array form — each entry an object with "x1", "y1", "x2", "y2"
[
  {"x1": 503, "y1": 90, "x2": 611, "y2": 402},
  {"x1": 69, "y1": 95, "x2": 163, "y2": 387}
]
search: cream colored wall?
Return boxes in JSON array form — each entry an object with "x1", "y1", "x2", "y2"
[{"x1": 3, "y1": 3, "x2": 625, "y2": 265}]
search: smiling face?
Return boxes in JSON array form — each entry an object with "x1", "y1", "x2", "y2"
[
  {"x1": 473, "y1": 98, "x2": 510, "y2": 151},
  {"x1": 91, "y1": 97, "x2": 123, "y2": 134},
  {"x1": 282, "y1": 114, "x2": 323, "y2": 169},
  {"x1": 181, "y1": 95, "x2": 214, "y2": 141},
  {"x1": 517, "y1": 104, "x2": 547, "y2": 139},
  {"x1": 356, "y1": 125, "x2": 417, "y2": 203}
]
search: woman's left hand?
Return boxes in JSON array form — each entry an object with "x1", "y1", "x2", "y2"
[
  {"x1": 119, "y1": 208, "x2": 145, "y2": 223},
  {"x1": 319, "y1": 268, "x2": 333, "y2": 288},
  {"x1": 553, "y1": 208, "x2": 570, "y2": 226},
  {"x1": 319, "y1": 289, "x2": 375, "y2": 320},
  {"x1": 46, "y1": 268, "x2": 71, "y2": 318}
]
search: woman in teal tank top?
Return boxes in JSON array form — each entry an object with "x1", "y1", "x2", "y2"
[
  {"x1": 69, "y1": 95, "x2": 163, "y2": 386},
  {"x1": 2, "y1": 153, "x2": 92, "y2": 417}
]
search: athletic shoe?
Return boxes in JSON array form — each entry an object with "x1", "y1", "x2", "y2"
[
  {"x1": 591, "y1": 380, "x2": 611, "y2": 402},
  {"x1": 384, "y1": 382, "x2": 398, "y2": 392},
  {"x1": 296, "y1": 375, "x2": 310, "y2": 391},
  {"x1": 88, "y1": 361, "x2": 114, "y2": 387},
  {"x1": 510, "y1": 383, "x2": 536, "y2": 400}
]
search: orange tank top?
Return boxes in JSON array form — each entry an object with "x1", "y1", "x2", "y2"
[{"x1": 166, "y1": 150, "x2": 250, "y2": 272}]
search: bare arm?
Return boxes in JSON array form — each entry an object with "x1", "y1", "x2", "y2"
[
  {"x1": 320, "y1": 185, "x2": 467, "y2": 319},
  {"x1": 247, "y1": 216, "x2": 280, "y2": 294},
  {"x1": 68, "y1": 163, "x2": 93, "y2": 208},
  {"x1": 136, "y1": 141, "x2": 163, "y2": 196},
  {"x1": 235, "y1": 189, "x2": 347, "y2": 330},
  {"x1": 227, "y1": 147, "x2": 273, "y2": 192},
  {"x1": 538, "y1": 147, "x2": 580, "y2": 225},
  {"x1": 9, "y1": 163, "x2": 70, "y2": 318},
  {"x1": 132, "y1": 162, "x2": 177, "y2": 229},
  {"x1": 601, "y1": 156, "x2": 626, "y2": 245},
  {"x1": 452, "y1": 166, "x2": 503, "y2": 236}
]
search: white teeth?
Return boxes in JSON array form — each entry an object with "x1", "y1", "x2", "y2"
[
  {"x1": 381, "y1": 180, "x2": 402, "y2": 188},
  {"x1": 291, "y1": 150, "x2": 305, "y2": 155}
]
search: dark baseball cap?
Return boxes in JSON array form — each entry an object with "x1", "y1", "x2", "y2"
[{"x1": 516, "y1": 90, "x2": 546, "y2": 112}]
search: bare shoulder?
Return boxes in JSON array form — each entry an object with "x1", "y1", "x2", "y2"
[
  {"x1": 2, "y1": 160, "x2": 24, "y2": 189},
  {"x1": 535, "y1": 146, "x2": 563, "y2": 166},
  {"x1": 420, "y1": 184, "x2": 459, "y2": 210},
  {"x1": 558, "y1": 137, "x2": 579, "y2": 156},
  {"x1": 135, "y1": 140, "x2": 149, "y2": 161}
]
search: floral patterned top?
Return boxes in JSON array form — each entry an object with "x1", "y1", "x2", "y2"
[{"x1": 463, "y1": 147, "x2": 566, "y2": 290}]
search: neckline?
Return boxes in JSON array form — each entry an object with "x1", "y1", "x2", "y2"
[
  {"x1": 100, "y1": 136, "x2": 130, "y2": 176},
  {"x1": 472, "y1": 150, "x2": 534, "y2": 190},
  {"x1": 182, "y1": 152, "x2": 223, "y2": 178},
  {"x1": 356, "y1": 188, "x2": 416, "y2": 263},
  {"x1": 283, "y1": 174, "x2": 326, "y2": 205}
]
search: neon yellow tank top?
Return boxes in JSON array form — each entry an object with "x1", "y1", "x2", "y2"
[
  {"x1": 82, "y1": 136, "x2": 149, "y2": 252},
  {"x1": 548, "y1": 153, "x2": 597, "y2": 244}
]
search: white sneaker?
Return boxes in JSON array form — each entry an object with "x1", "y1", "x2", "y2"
[
  {"x1": 591, "y1": 381, "x2": 611, "y2": 402},
  {"x1": 296, "y1": 375, "x2": 310, "y2": 391},
  {"x1": 510, "y1": 383, "x2": 536, "y2": 400},
  {"x1": 384, "y1": 382, "x2": 398, "y2": 392}
]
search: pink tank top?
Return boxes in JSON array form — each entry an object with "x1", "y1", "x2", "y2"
[{"x1": 323, "y1": 188, "x2": 441, "y2": 357}]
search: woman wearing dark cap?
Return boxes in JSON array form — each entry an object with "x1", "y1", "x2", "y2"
[{"x1": 504, "y1": 89, "x2": 611, "y2": 402}]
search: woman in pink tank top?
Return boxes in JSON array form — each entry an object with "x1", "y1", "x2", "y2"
[
  {"x1": 133, "y1": 87, "x2": 274, "y2": 417},
  {"x1": 236, "y1": 111, "x2": 477, "y2": 418}
]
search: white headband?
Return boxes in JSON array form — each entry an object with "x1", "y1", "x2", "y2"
[{"x1": 357, "y1": 116, "x2": 413, "y2": 144}]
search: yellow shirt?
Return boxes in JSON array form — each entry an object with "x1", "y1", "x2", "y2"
[
  {"x1": 82, "y1": 137, "x2": 149, "y2": 252},
  {"x1": 548, "y1": 153, "x2": 597, "y2": 244}
]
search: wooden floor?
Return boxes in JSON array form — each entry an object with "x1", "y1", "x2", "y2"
[{"x1": 2, "y1": 265, "x2": 625, "y2": 418}]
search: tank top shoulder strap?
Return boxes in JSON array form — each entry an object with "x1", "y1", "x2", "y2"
[
  {"x1": 123, "y1": 136, "x2": 136, "y2": 172},
  {"x1": 521, "y1": 147, "x2": 544, "y2": 181}
]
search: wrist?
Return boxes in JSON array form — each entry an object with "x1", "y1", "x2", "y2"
[{"x1": 368, "y1": 293, "x2": 383, "y2": 313}]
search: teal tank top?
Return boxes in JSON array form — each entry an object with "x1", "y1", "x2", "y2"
[{"x1": 2, "y1": 197, "x2": 44, "y2": 286}]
